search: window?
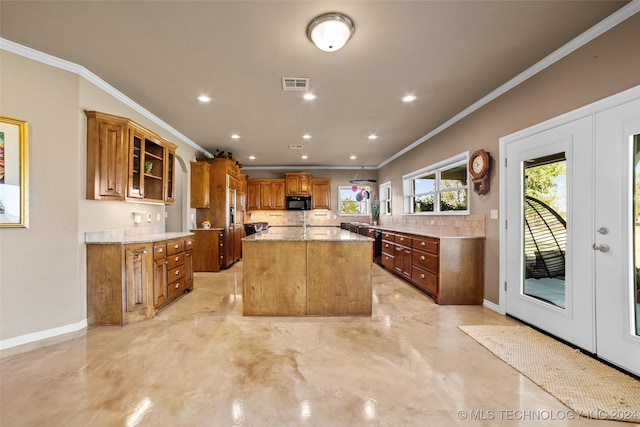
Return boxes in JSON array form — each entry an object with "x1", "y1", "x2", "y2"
[
  {"x1": 379, "y1": 181, "x2": 392, "y2": 215},
  {"x1": 403, "y1": 152, "x2": 469, "y2": 214},
  {"x1": 338, "y1": 185, "x2": 370, "y2": 215}
]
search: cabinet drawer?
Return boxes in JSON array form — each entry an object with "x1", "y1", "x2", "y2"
[
  {"x1": 168, "y1": 265, "x2": 186, "y2": 281},
  {"x1": 382, "y1": 241, "x2": 395, "y2": 254},
  {"x1": 394, "y1": 234, "x2": 412, "y2": 246},
  {"x1": 412, "y1": 250, "x2": 438, "y2": 274},
  {"x1": 381, "y1": 253, "x2": 395, "y2": 270},
  {"x1": 166, "y1": 239, "x2": 184, "y2": 255},
  {"x1": 411, "y1": 266, "x2": 438, "y2": 296},
  {"x1": 184, "y1": 237, "x2": 195, "y2": 250},
  {"x1": 168, "y1": 278, "x2": 187, "y2": 300},
  {"x1": 153, "y1": 243, "x2": 167, "y2": 261},
  {"x1": 412, "y1": 237, "x2": 439, "y2": 254},
  {"x1": 382, "y1": 231, "x2": 395, "y2": 241},
  {"x1": 167, "y1": 252, "x2": 185, "y2": 270}
]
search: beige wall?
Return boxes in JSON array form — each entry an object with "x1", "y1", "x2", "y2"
[
  {"x1": 0, "y1": 50, "x2": 202, "y2": 344},
  {"x1": 379, "y1": 13, "x2": 640, "y2": 303}
]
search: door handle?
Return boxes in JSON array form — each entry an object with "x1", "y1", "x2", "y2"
[
  {"x1": 592, "y1": 243, "x2": 610, "y2": 253},
  {"x1": 597, "y1": 227, "x2": 609, "y2": 235}
]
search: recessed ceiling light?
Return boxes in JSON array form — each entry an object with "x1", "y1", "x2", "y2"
[
  {"x1": 350, "y1": 155, "x2": 357, "y2": 160},
  {"x1": 401, "y1": 94, "x2": 417, "y2": 103},
  {"x1": 302, "y1": 134, "x2": 312, "y2": 140},
  {"x1": 197, "y1": 95, "x2": 212, "y2": 103},
  {"x1": 249, "y1": 155, "x2": 256, "y2": 160},
  {"x1": 368, "y1": 134, "x2": 378, "y2": 140},
  {"x1": 303, "y1": 93, "x2": 317, "y2": 101},
  {"x1": 301, "y1": 155, "x2": 308, "y2": 160},
  {"x1": 231, "y1": 134, "x2": 240, "y2": 139}
]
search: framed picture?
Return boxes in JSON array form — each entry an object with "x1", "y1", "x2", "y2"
[{"x1": 0, "y1": 116, "x2": 29, "y2": 228}]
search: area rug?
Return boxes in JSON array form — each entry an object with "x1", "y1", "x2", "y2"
[{"x1": 459, "y1": 325, "x2": 640, "y2": 423}]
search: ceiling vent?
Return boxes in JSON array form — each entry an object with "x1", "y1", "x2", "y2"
[
  {"x1": 282, "y1": 77, "x2": 309, "y2": 91},
  {"x1": 289, "y1": 144, "x2": 304, "y2": 150}
]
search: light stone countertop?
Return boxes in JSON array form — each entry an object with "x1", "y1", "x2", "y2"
[
  {"x1": 369, "y1": 225, "x2": 484, "y2": 239},
  {"x1": 85, "y1": 230, "x2": 194, "y2": 244},
  {"x1": 242, "y1": 226, "x2": 373, "y2": 242}
]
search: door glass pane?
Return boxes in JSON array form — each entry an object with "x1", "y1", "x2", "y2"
[
  {"x1": 523, "y1": 153, "x2": 567, "y2": 309},
  {"x1": 632, "y1": 135, "x2": 640, "y2": 336}
]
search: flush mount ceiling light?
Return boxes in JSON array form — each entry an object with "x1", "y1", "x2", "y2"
[{"x1": 307, "y1": 12, "x2": 355, "y2": 52}]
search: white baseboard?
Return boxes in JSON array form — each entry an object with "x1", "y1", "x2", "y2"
[
  {"x1": 483, "y1": 299, "x2": 504, "y2": 314},
  {"x1": 0, "y1": 319, "x2": 88, "y2": 351}
]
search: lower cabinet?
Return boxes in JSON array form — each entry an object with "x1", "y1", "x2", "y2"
[
  {"x1": 87, "y1": 234, "x2": 195, "y2": 325},
  {"x1": 377, "y1": 230, "x2": 484, "y2": 305},
  {"x1": 191, "y1": 229, "x2": 225, "y2": 272}
]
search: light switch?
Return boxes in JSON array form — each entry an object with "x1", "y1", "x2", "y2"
[
  {"x1": 147, "y1": 213, "x2": 152, "y2": 222},
  {"x1": 491, "y1": 209, "x2": 499, "y2": 219}
]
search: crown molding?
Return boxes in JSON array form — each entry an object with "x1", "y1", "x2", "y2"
[
  {"x1": 378, "y1": 1, "x2": 640, "y2": 169},
  {"x1": 0, "y1": 38, "x2": 211, "y2": 158}
]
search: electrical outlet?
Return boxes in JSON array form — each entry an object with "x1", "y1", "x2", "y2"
[
  {"x1": 491, "y1": 209, "x2": 499, "y2": 219},
  {"x1": 156, "y1": 213, "x2": 161, "y2": 221}
]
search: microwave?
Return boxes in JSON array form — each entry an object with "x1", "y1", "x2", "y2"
[{"x1": 286, "y1": 195, "x2": 312, "y2": 210}]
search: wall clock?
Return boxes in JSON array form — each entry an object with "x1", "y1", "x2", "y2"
[{"x1": 469, "y1": 149, "x2": 491, "y2": 195}]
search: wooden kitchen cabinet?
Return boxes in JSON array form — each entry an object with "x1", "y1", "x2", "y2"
[
  {"x1": 85, "y1": 111, "x2": 128, "y2": 201},
  {"x1": 285, "y1": 172, "x2": 311, "y2": 195},
  {"x1": 191, "y1": 229, "x2": 224, "y2": 272},
  {"x1": 190, "y1": 161, "x2": 211, "y2": 208},
  {"x1": 311, "y1": 178, "x2": 331, "y2": 209},
  {"x1": 153, "y1": 242, "x2": 169, "y2": 308},
  {"x1": 87, "y1": 242, "x2": 153, "y2": 325},
  {"x1": 394, "y1": 233, "x2": 412, "y2": 280},
  {"x1": 85, "y1": 110, "x2": 176, "y2": 205},
  {"x1": 87, "y1": 234, "x2": 195, "y2": 325},
  {"x1": 246, "y1": 179, "x2": 286, "y2": 210},
  {"x1": 377, "y1": 229, "x2": 484, "y2": 305}
]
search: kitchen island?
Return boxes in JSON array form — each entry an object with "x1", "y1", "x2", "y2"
[{"x1": 242, "y1": 226, "x2": 373, "y2": 316}]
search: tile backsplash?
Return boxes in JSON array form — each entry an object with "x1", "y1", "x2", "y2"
[
  {"x1": 245, "y1": 210, "x2": 485, "y2": 237},
  {"x1": 378, "y1": 214, "x2": 485, "y2": 237}
]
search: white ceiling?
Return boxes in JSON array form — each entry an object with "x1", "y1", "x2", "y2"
[{"x1": 0, "y1": 1, "x2": 631, "y2": 168}]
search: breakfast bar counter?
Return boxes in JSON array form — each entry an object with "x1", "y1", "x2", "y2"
[{"x1": 242, "y1": 226, "x2": 373, "y2": 316}]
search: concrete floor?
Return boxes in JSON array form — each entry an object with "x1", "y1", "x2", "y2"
[{"x1": 0, "y1": 263, "x2": 631, "y2": 426}]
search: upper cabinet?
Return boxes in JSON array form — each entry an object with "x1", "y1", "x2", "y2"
[
  {"x1": 285, "y1": 172, "x2": 311, "y2": 196},
  {"x1": 311, "y1": 178, "x2": 331, "y2": 209},
  {"x1": 190, "y1": 161, "x2": 211, "y2": 208},
  {"x1": 85, "y1": 111, "x2": 176, "y2": 204}
]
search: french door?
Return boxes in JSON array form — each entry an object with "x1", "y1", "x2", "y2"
[{"x1": 503, "y1": 95, "x2": 640, "y2": 376}]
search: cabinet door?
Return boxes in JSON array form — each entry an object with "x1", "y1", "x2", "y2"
[
  {"x1": 124, "y1": 244, "x2": 151, "y2": 322},
  {"x1": 260, "y1": 181, "x2": 273, "y2": 209},
  {"x1": 165, "y1": 149, "x2": 176, "y2": 204},
  {"x1": 311, "y1": 179, "x2": 331, "y2": 209},
  {"x1": 247, "y1": 180, "x2": 260, "y2": 210},
  {"x1": 271, "y1": 181, "x2": 286, "y2": 209},
  {"x1": 153, "y1": 258, "x2": 168, "y2": 308},
  {"x1": 86, "y1": 113, "x2": 127, "y2": 200},
  {"x1": 185, "y1": 249, "x2": 194, "y2": 290},
  {"x1": 128, "y1": 130, "x2": 145, "y2": 199},
  {"x1": 190, "y1": 162, "x2": 211, "y2": 208}
]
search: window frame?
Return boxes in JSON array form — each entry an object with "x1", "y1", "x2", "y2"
[
  {"x1": 379, "y1": 181, "x2": 392, "y2": 216},
  {"x1": 402, "y1": 152, "x2": 470, "y2": 215},
  {"x1": 338, "y1": 185, "x2": 371, "y2": 216}
]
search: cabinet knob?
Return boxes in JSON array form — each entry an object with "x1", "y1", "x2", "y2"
[
  {"x1": 175, "y1": 256, "x2": 179, "y2": 261},
  {"x1": 175, "y1": 270, "x2": 180, "y2": 275},
  {"x1": 420, "y1": 256, "x2": 425, "y2": 261},
  {"x1": 400, "y1": 237, "x2": 404, "y2": 241},
  {"x1": 158, "y1": 248, "x2": 163, "y2": 252},
  {"x1": 175, "y1": 284, "x2": 180, "y2": 289},
  {"x1": 186, "y1": 253, "x2": 191, "y2": 257},
  {"x1": 143, "y1": 250, "x2": 147, "y2": 254},
  {"x1": 420, "y1": 274, "x2": 425, "y2": 279},
  {"x1": 421, "y1": 241, "x2": 425, "y2": 246},
  {"x1": 174, "y1": 244, "x2": 180, "y2": 249}
]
